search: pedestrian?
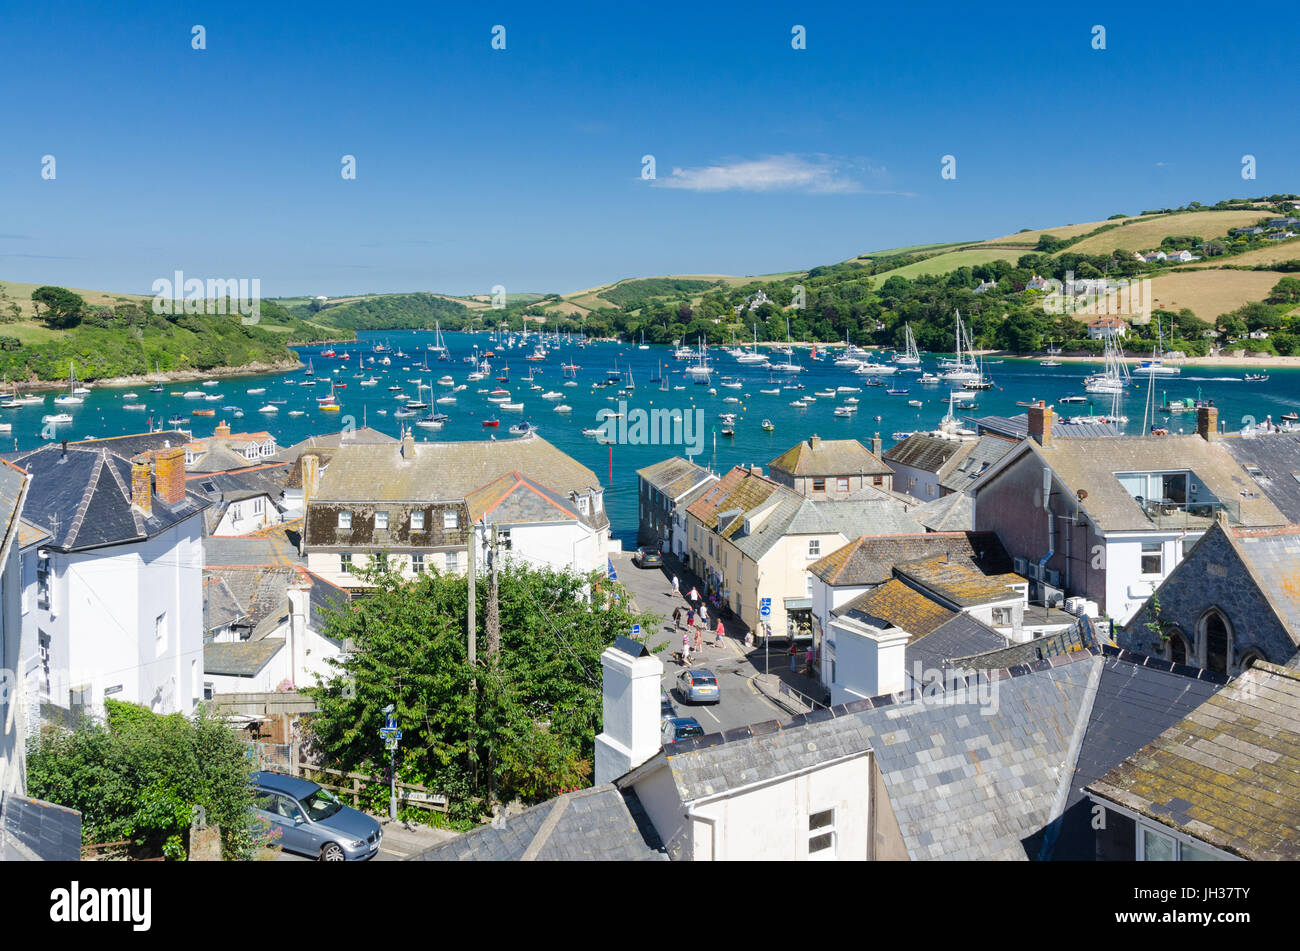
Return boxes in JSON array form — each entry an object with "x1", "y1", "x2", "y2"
[
  {"x1": 672, "y1": 575, "x2": 679, "y2": 595},
  {"x1": 744, "y1": 629, "x2": 754, "y2": 648},
  {"x1": 672, "y1": 606, "x2": 682, "y2": 630},
  {"x1": 681, "y1": 630, "x2": 691, "y2": 666},
  {"x1": 714, "y1": 618, "x2": 725, "y2": 647},
  {"x1": 688, "y1": 586, "x2": 699, "y2": 605},
  {"x1": 694, "y1": 626, "x2": 703, "y2": 653},
  {"x1": 699, "y1": 603, "x2": 708, "y2": 625}
]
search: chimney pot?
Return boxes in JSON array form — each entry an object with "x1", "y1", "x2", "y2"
[
  {"x1": 1197, "y1": 405, "x2": 1219, "y2": 442},
  {"x1": 1028, "y1": 402, "x2": 1054, "y2": 447},
  {"x1": 131, "y1": 456, "x2": 153, "y2": 516}
]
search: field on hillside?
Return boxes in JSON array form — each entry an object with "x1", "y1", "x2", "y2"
[
  {"x1": 1065, "y1": 210, "x2": 1268, "y2": 256},
  {"x1": 982, "y1": 218, "x2": 1121, "y2": 246},
  {"x1": 1184, "y1": 242, "x2": 1300, "y2": 269},
  {"x1": 1, "y1": 279, "x2": 150, "y2": 319},
  {"x1": 866, "y1": 246, "x2": 1028, "y2": 283},
  {"x1": 1105, "y1": 268, "x2": 1289, "y2": 321},
  {"x1": 852, "y1": 240, "x2": 973, "y2": 259}
]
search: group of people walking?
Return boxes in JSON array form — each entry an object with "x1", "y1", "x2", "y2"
[{"x1": 671, "y1": 575, "x2": 724, "y2": 666}]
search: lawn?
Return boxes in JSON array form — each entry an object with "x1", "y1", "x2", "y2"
[
  {"x1": 866, "y1": 246, "x2": 1029, "y2": 283},
  {"x1": 0, "y1": 279, "x2": 150, "y2": 320}
]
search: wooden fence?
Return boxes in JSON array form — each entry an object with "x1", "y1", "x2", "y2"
[{"x1": 292, "y1": 761, "x2": 452, "y2": 814}]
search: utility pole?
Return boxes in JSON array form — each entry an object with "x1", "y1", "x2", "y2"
[
  {"x1": 487, "y1": 524, "x2": 500, "y2": 658},
  {"x1": 467, "y1": 521, "x2": 476, "y2": 668}
]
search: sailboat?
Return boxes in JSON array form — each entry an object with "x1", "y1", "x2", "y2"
[
  {"x1": 893, "y1": 323, "x2": 921, "y2": 365},
  {"x1": 1136, "y1": 315, "x2": 1179, "y2": 376},
  {"x1": 54, "y1": 362, "x2": 84, "y2": 405},
  {"x1": 638, "y1": 331, "x2": 649, "y2": 350},
  {"x1": 1084, "y1": 336, "x2": 1130, "y2": 394},
  {"x1": 427, "y1": 321, "x2": 448, "y2": 354},
  {"x1": 938, "y1": 311, "x2": 981, "y2": 383},
  {"x1": 737, "y1": 324, "x2": 767, "y2": 364},
  {"x1": 685, "y1": 338, "x2": 713, "y2": 383}
]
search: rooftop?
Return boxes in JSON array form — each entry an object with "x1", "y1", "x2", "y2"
[
  {"x1": 894, "y1": 557, "x2": 1024, "y2": 608},
  {"x1": 636, "y1": 457, "x2": 716, "y2": 498},
  {"x1": 834, "y1": 579, "x2": 956, "y2": 639},
  {"x1": 1087, "y1": 661, "x2": 1300, "y2": 860},
  {"x1": 881, "y1": 433, "x2": 969, "y2": 475},
  {"x1": 1222, "y1": 433, "x2": 1300, "y2": 523},
  {"x1": 810, "y1": 531, "x2": 1011, "y2": 587},
  {"x1": 970, "y1": 414, "x2": 1122, "y2": 440},
  {"x1": 204, "y1": 638, "x2": 285, "y2": 676},
  {"x1": 768, "y1": 436, "x2": 891, "y2": 478}
]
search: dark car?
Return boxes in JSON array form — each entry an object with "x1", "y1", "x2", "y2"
[
  {"x1": 676, "y1": 668, "x2": 720, "y2": 704},
  {"x1": 633, "y1": 547, "x2": 663, "y2": 568},
  {"x1": 251, "y1": 771, "x2": 382, "y2": 861},
  {"x1": 662, "y1": 716, "x2": 705, "y2": 745},
  {"x1": 660, "y1": 688, "x2": 678, "y2": 724}
]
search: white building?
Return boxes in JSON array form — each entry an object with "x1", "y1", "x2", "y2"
[
  {"x1": 0, "y1": 462, "x2": 30, "y2": 795},
  {"x1": 9, "y1": 442, "x2": 209, "y2": 725}
]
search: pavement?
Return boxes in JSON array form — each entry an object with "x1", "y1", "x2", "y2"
[{"x1": 611, "y1": 550, "x2": 810, "y2": 733}]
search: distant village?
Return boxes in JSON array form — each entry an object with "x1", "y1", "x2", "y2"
[{"x1": 3, "y1": 399, "x2": 1299, "y2": 862}]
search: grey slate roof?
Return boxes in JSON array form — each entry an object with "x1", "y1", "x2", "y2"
[
  {"x1": 730, "y1": 495, "x2": 923, "y2": 562},
  {"x1": 970, "y1": 414, "x2": 1122, "y2": 440},
  {"x1": 882, "y1": 433, "x2": 967, "y2": 474},
  {"x1": 1223, "y1": 433, "x2": 1300, "y2": 523},
  {"x1": 1228, "y1": 525, "x2": 1300, "y2": 644},
  {"x1": 411, "y1": 785, "x2": 667, "y2": 861},
  {"x1": 10, "y1": 444, "x2": 208, "y2": 552},
  {"x1": 809, "y1": 531, "x2": 1012, "y2": 587},
  {"x1": 68, "y1": 430, "x2": 193, "y2": 456},
  {"x1": 905, "y1": 613, "x2": 1007, "y2": 674},
  {"x1": 0, "y1": 792, "x2": 82, "y2": 861},
  {"x1": 203, "y1": 575, "x2": 247, "y2": 633},
  {"x1": 204, "y1": 638, "x2": 285, "y2": 676},
  {"x1": 637, "y1": 457, "x2": 716, "y2": 498},
  {"x1": 912, "y1": 491, "x2": 973, "y2": 531},
  {"x1": 0, "y1": 460, "x2": 27, "y2": 565},
  {"x1": 194, "y1": 464, "x2": 290, "y2": 531},
  {"x1": 937, "y1": 435, "x2": 1016, "y2": 494}
]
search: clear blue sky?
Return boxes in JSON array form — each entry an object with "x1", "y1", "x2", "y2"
[{"x1": 2, "y1": 0, "x2": 1296, "y2": 298}]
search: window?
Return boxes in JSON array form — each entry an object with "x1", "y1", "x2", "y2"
[
  {"x1": 1140, "y1": 541, "x2": 1162, "y2": 575},
  {"x1": 809, "y1": 808, "x2": 836, "y2": 857},
  {"x1": 812, "y1": 478, "x2": 826, "y2": 492},
  {"x1": 1138, "y1": 824, "x2": 1224, "y2": 861},
  {"x1": 337, "y1": 511, "x2": 352, "y2": 530},
  {"x1": 340, "y1": 553, "x2": 352, "y2": 574},
  {"x1": 1203, "y1": 609, "x2": 1230, "y2": 674},
  {"x1": 992, "y1": 607, "x2": 1012, "y2": 626},
  {"x1": 926, "y1": 483, "x2": 935, "y2": 497},
  {"x1": 203, "y1": 681, "x2": 214, "y2": 702},
  {"x1": 411, "y1": 511, "x2": 425, "y2": 531},
  {"x1": 873, "y1": 474, "x2": 884, "y2": 486},
  {"x1": 375, "y1": 511, "x2": 389, "y2": 530},
  {"x1": 445, "y1": 551, "x2": 461, "y2": 573},
  {"x1": 411, "y1": 553, "x2": 424, "y2": 574},
  {"x1": 38, "y1": 631, "x2": 51, "y2": 696},
  {"x1": 1181, "y1": 536, "x2": 1198, "y2": 558},
  {"x1": 808, "y1": 539, "x2": 821, "y2": 558},
  {"x1": 908, "y1": 477, "x2": 916, "y2": 490},
  {"x1": 36, "y1": 556, "x2": 51, "y2": 610},
  {"x1": 836, "y1": 478, "x2": 849, "y2": 492},
  {"x1": 443, "y1": 510, "x2": 459, "y2": 530},
  {"x1": 253, "y1": 496, "x2": 264, "y2": 515}
]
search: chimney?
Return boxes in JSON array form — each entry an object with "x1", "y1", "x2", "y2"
[
  {"x1": 215, "y1": 419, "x2": 231, "y2": 437},
  {"x1": 130, "y1": 455, "x2": 153, "y2": 516},
  {"x1": 594, "y1": 638, "x2": 664, "y2": 785},
  {"x1": 286, "y1": 574, "x2": 313, "y2": 689},
  {"x1": 871, "y1": 433, "x2": 882, "y2": 459},
  {"x1": 809, "y1": 434, "x2": 821, "y2": 451},
  {"x1": 1027, "y1": 402, "x2": 1055, "y2": 447},
  {"x1": 1197, "y1": 404, "x2": 1219, "y2": 442},
  {"x1": 401, "y1": 427, "x2": 416, "y2": 459},
  {"x1": 154, "y1": 446, "x2": 187, "y2": 504},
  {"x1": 301, "y1": 453, "x2": 320, "y2": 510}
]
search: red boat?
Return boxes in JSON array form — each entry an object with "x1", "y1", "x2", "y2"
[
  {"x1": 482, "y1": 418, "x2": 500, "y2": 428},
  {"x1": 322, "y1": 349, "x2": 335, "y2": 357},
  {"x1": 334, "y1": 383, "x2": 347, "y2": 389}
]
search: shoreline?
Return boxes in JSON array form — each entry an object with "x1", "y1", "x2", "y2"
[{"x1": 14, "y1": 358, "x2": 305, "y2": 393}]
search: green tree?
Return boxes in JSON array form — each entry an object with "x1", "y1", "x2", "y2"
[
  {"x1": 1266, "y1": 277, "x2": 1300, "y2": 305},
  {"x1": 305, "y1": 561, "x2": 654, "y2": 818},
  {"x1": 31, "y1": 286, "x2": 86, "y2": 329},
  {"x1": 26, "y1": 700, "x2": 260, "y2": 859}
]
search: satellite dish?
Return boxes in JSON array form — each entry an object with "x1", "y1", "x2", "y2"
[{"x1": 1077, "y1": 489, "x2": 1088, "y2": 500}]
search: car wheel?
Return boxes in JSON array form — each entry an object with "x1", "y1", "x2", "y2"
[{"x1": 320, "y1": 842, "x2": 346, "y2": 862}]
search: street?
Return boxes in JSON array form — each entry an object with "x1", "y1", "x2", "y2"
[{"x1": 612, "y1": 550, "x2": 790, "y2": 733}]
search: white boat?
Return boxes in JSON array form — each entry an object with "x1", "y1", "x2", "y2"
[
  {"x1": 122, "y1": 391, "x2": 138, "y2": 399},
  {"x1": 437, "y1": 375, "x2": 454, "y2": 386},
  {"x1": 202, "y1": 379, "x2": 218, "y2": 387},
  {"x1": 541, "y1": 390, "x2": 562, "y2": 400},
  {"x1": 1136, "y1": 316, "x2": 1180, "y2": 376},
  {"x1": 360, "y1": 377, "x2": 379, "y2": 386},
  {"x1": 894, "y1": 323, "x2": 922, "y2": 365},
  {"x1": 760, "y1": 388, "x2": 780, "y2": 395},
  {"x1": 436, "y1": 396, "x2": 456, "y2": 404},
  {"x1": 553, "y1": 404, "x2": 572, "y2": 413},
  {"x1": 834, "y1": 406, "x2": 853, "y2": 418},
  {"x1": 0, "y1": 422, "x2": 11, "y2": 433},
  {"x1": 501, "y1": 402, "x2": 524, "y2": 411},
  {"x1": 41, "y1": 413, "x2": 72, "y2": 424},
  {"x1": 854, "y1": 361, "x2": 899, "y2": 376},
  {"x1": 123, "y1": 403, "x2": 146, "y2": 411},
  {"x1": 258, "y1": 404, "x2": 279, "y2": 414},
  {"x1": 183, "y1": 390, "x2": 206, "y2": 399},
  {"x1": 247, "y1": 387, "x2": 266, "y2": 394},
  {"x1": 54, "y1": 363, "x2": 84, "y2": 405},
  {"x1": 289, "y1": 410, "x2": 306, "y2": 417},
  {"x1": 907, "y1": 399, "x2": 923, "y2": 407},
  {"x1": 938, "y1": 310, "x2": 983, "y2": 382}
]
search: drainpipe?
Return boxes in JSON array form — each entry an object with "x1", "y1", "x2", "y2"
[
  {"x1": 684, "y1": 802, "x2": 718, "y2": 861},
  {"x1": 1038, "y1": 468, "x2": 1055, "y2": 604}
]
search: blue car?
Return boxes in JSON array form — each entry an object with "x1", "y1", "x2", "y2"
[
  {"x1": 662, "y1": 716, "x2": 705, "y2": 745},
  {"x1": 251, "y1": 771, "x2": 382, "y2": 861},
  {"x1": 676, "y1": 669, "x2": 720, "y2": 704}
]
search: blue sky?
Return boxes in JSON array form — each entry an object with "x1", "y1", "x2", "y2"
[{"x1": 1, "y1": 0, "x2": 1296, "y2": 297}]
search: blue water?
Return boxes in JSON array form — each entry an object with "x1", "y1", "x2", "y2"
[{"x1": 6, "y1": 330, "x2": 1299, "y2": 547}]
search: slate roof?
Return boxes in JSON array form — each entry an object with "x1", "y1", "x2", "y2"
[
  {"x1": 809, "y1": 531, "x2": 1011, "y2": 587},
  {"x1": 203, "y1": 531, "x2": 302, "y2": 569},
  {"x1": 768, "y1": 437, "x2": 891, "y2": 478},
  {"x1": 636, "y1": 457, "x2": 716, "y2": 498},
  {"x1": 734, "y1": 495, "x2": 924, "y2": 563},
  {"x1": 0, "y1": 792, "x2": 82, "y2": 861},
  {"x1": 1043, "y1": 648, "x2": 1222, "y2": 860},
  {"x1": 977, "y1": 435, "x2": 1286, "y2": 533},
  {"x1": 68, "y1": 430, "x2": 193, "y2": 456},
  {"x1": 895, "y1": 557, "x2": 1024, "y2": 608},
  {"x1": 465, "y1": 471, "x2": 584, "y2": 526},
  {"x1": 1087, "y1": 660, "x2": 1300, "y2": 860},
  {"x1": 313, "y1": 434, "x2": 607, "y2": 528},
  {"x1": 16, "y1": 518, "x2": 50, "y2": 550},
  {"x1": 835, "y1": 579, "x2": 956, "y2": 638},
  {"x1": 882, "y1": 433, "x2": 968, "y2": 474},
  {"x1": 192, "y1": 464, "x2": 290, "y2": 532},
  {"x1": 1223, "y1": 433, "x2": 1300, "y2": 523},
  {"x1": 970, "y1": 414, "x2": 1122, "y2": 440},
  {"x1": 1228, "y1": 524, "x2": 1300, "y2": 643},
  {"x1": 275, "y1": 426, "x2": 398, "y2": 460},
  {"x1": 938, "y1": 435, "x2": 1016, "y2": 494},
  {"x1": 912, "y1": 491, "x2": 973, "y2": 531},
  {"x1": 686, "y1": 466, "x2": 782, "y2": 533},
  {"x1": 904, "y1": 613, "x2": 1007, "y2": 674},
  {"x1": 9, "y1": 444, "x2": 208, "y2": 552},
  {"x1": 411, "y1": 785, "x2": 667, "y2": 861},
  {"x1": 203, "y1": 575, "x2": 248, "y2": 632},
  {"x1": 204, "y1": 638, "x2": 285, "y2": 676},
  {"x1": 0, "y1": 460, "x2": 27, "y2": 565}
]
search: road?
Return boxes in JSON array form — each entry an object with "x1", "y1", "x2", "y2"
[
  {"x1": 274, "y1": 816, "x2": 459, "y2": 861},
  {"x1": 612, "y1": 550, "x2": 787, "y2": 733}
]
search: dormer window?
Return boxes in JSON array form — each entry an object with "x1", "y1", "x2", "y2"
[{"x1": 578, "y1": 496, "x2": 590, "y2": 515}]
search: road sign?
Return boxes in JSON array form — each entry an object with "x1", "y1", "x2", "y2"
[
  {"x1": 380, "y1": 727, "x2": 402, "y2": 741},
  {"x1": 631, "y1": 623, "x2": 642, "y2": 636},
  {"x1": 760, "y1": 597, "x2": 772, "y2": 618},
  {"x1": 384, "y1": 714, "x2": 397, "y2": 731}
]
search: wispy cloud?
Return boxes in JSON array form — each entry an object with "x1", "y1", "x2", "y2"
[{"x1": 651, "y1": 154, "x2": 865, "y2": 194}]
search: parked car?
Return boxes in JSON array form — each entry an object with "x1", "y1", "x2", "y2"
[
  {"x1": 250, "y1": 770, "x2": 382, "y2": 861},
  {"x1": 660, "y1": 689, "x2": 678, "y2": 724},
  {"x1": 633, "y1": 546, "x2": 663, "y2": 568},
  {"x1": 676, "y1": 668, "x2": 720, "y2": 704},
  {"x1": 662, "y1": 716, "x2": 705, "y2": 746}
]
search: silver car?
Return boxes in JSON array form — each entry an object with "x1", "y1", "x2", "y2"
[
  {"x1": 676, "y1": 668, "x2": 720, "y2": 704},
  {"x1": 251, "y1": 770, "x2": 382, "y2": 861}
]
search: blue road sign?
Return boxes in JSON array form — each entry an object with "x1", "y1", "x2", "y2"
[
  {"x1": 384, "y1": 714, "x2": 397, "y2": 731},
  {"x1": 631, "y1": 623, "x2": 642, "y2": 636},
  {"x1": 760, "y1": 597, "x2": 772, "y2": 618}
]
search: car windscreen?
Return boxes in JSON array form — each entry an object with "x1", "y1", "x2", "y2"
[
  {"x1": 299, "y1": 787, "x2": 344, "y2": 821},
  {"x1": 691, "y1": 675, "x2": 717, "y2": 685},
  {"x1": 677, "y1": 724, "x2": 705, "y2": 737}
]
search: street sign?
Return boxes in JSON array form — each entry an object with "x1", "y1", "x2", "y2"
[
  {"x1": 760, "y1": 597, "x2": 772, "y2": 618},
  {"x1": 384, "y1": 714, "x2": 397, "y2": 731},
  {"x1": 631, "y1": 623, "x2": 642, "y2": 636}
]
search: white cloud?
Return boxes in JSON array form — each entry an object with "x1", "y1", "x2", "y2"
[{"x1": 652, "y1": 154, "x2": 863, "y2": 194}]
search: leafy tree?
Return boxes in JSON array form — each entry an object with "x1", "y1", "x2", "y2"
[
  {"x1": 26, "y1": 700, "x2": 260, "y2": 859},
  {"x1": 305, "y1": 561, "x2": 654, "y2": 819},
  {"x1": 31, "y1": 285, "x2": 85, "y2": 329},
  {"x1": 1266, "y1": 277, "x2": 1300, "y2": 305}
]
